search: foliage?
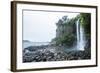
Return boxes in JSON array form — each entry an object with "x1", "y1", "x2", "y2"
[
  {"x1": 54, "y1": 34, "x2": 76, "y2": 47},
  {"x1": 52, "y1": 13, "x2": 91, "y2": 48},
  {"x1": 52, "y1": 16, "x2": 78, "y2": 47},
  {"x1": 80, "y1": 13, "x2": 91, "y2": 34},
  {"x1": 79, "y1": 13, "x2": 91, "y2": 52}
]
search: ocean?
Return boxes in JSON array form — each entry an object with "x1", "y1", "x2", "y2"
[{"x1": 23, "y1": 40, "x2": 50, "y2": 49}]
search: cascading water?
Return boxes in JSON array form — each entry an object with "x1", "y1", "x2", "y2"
[{"x1": 76, "y1": 19, "x2": 85, "y2": 51}]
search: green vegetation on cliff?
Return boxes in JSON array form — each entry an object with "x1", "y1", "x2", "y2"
[{"x1": 51, "y1": 13, "x2": 91, "y2": 49}]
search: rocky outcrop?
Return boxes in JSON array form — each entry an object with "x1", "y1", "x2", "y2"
[{"x1": 23, "y1": 46, "x2": 91, "y2": 63}]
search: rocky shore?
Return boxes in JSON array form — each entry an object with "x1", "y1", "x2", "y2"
[{"x1": 23, "y1": 45, "x2": 91, "y2": 63}]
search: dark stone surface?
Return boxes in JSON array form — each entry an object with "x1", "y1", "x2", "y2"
[{"x1": 23, "y1": 46, "x2": 91, "y2": 63}]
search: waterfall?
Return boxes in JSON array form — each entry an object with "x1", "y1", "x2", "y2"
[{"x1": 76, "y1": 19, "x2": 85, "y2": 51}]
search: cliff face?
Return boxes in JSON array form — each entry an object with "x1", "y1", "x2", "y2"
[
  {"x1": 56, "y1": 16, "x2": 77, "y2": 36},
  {"x1": 56, "y1": 23, "x2": 74, "y2": 38},
  {"x1": 53, "y1": 16, "x2": 77, "y2": 47}
]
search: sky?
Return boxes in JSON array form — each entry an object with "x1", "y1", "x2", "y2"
[{"x1": 23, "y1": 10, "x2": 79, "y2": 42}]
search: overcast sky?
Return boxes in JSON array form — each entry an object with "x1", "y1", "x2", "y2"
[{"x1": 23, "y1": 10, "x2": 79, "y2": 42}]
